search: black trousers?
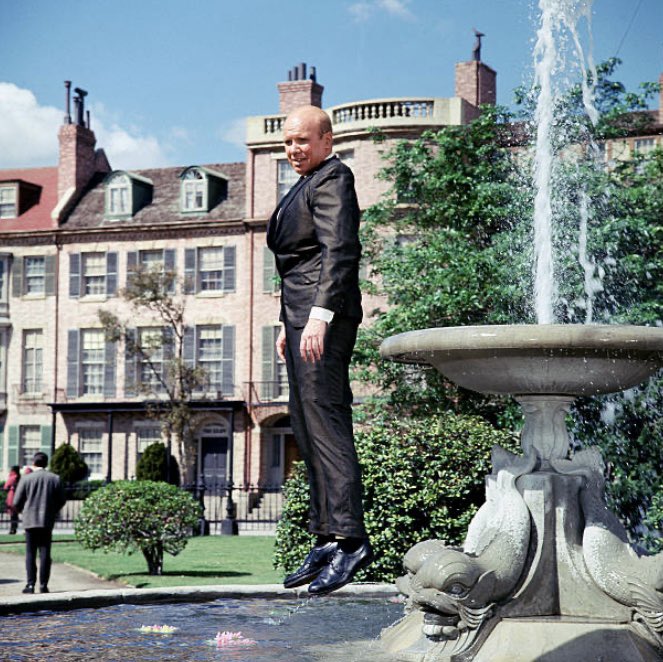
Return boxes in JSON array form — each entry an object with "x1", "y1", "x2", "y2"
[
  {"x1": 25, "y1": 527, "x2": 53, "y2": 588},
  {"x1": 285, "y1": 316, "x2": 366, "y2": 539}
]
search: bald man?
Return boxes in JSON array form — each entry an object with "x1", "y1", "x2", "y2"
[{"x1": 267, "y1": 105, "x2": 373, "y2": 595}]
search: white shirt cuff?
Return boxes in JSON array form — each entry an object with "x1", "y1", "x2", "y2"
[{"x1": 309, "y1": 306, "x2": 334, "y2": 323}]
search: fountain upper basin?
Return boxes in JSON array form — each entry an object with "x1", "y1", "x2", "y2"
[{"x1": 379, "y1": 324, "x2": 663, "y2": 396}]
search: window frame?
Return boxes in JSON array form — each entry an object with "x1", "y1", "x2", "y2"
[
  {"x1": 0, "y1": 184, "x2": 17, "y2": 219},
  {"x1": 106, "y1": 173, "x2": 131, "y2": 217},
  {"x1": 80, "y1": 329, "x2": 106, "y2": 396},
  {"x1": 277, "y1": 159, "x2": 299, "y2": 200},
  {"x1": 21, "y1": 329, "x2": 44, "y2": 395},
  {"x1": 20, "y1": 425, "x2": 42, "y2": 468},
  {"x1": 77, "y1": 426, "x2": 104, "y2": 479},
  {"x1": 181, "y1": 168, "x2": 208, "y2": 212}
]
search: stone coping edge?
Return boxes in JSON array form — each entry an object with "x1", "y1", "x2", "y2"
[{"x1": 0, "y1": 583, "x2": 400, "y2": 616}]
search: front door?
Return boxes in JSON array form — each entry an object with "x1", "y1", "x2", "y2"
[{"x1": 201, "y1": 436, "x2": 228, "y2": 489}]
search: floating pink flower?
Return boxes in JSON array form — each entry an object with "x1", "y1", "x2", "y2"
[{"x1": 213, "y1": 631, "x2": 257, "y2": 647}]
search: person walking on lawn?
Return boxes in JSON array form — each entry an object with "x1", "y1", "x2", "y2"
[{"x1": 13, "y1": 452, "x2": 66, "y2": 594}]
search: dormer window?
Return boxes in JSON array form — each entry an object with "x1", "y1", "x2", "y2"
[
  {"x1": 179, "y1": 166, "x2": 228, "y2": 213},
  {"x1": 104, "y1": 171, "x2": 153, "y2": 219},
  {"x1": 107, "y1": 173, "x2": 130, "y2": 215},
  {"x1": 182, "y1": 169, "x2": 206, "y2": 211},
  {"x1": 0, "y1": 185, "x2": 17, "y2": 218}
]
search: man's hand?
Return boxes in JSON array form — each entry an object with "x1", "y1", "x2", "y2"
[
  {"x1": 300, "y1": 318, "x2": 328, "y2": 362},
  {"x1": 276, "y1": 326, "x2": 287, "y2": 362}
]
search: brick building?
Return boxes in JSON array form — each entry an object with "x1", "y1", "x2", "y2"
[{"x1": 0, "y1": 60, "x2": 661, "y2": 530}]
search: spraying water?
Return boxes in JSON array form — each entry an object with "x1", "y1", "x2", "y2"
[{"x1": 531, "y1": 0, "x2": 599, "y2": 323}]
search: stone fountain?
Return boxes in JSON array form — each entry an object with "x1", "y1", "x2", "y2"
[{"x1": 379, "y1": 324, "x2": 663, "y2": 661}]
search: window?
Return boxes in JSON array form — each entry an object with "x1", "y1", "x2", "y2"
[
  {"x1": 634, "y1": 138, "x2": 656, "y2": 155},
  {"x1": 198, "y1": 247, "x2": 225, "y2": 291},
  {"x1": 0, "y1": 253, "x2": 9, "y2": 317},
  {"x1": 82, "y1": 253, "x2": 106, "y2": 295},
  {"x1": 141, "y1": 249, "x2": 165, "y2": 271},
  {"x1": 0, "y1": 328, "x2": 7, "y2": 401},
  {"x1": 66, "y1": 328, "x2": 116, "y2": 399},
  {"x1": 81, "y1": 330, "x2": 105, "y2": 395},
  {"x1": 261, "y1": 325, "x2": 289, "y2": 400},
  {"x1": 78, "y1": 428, "x2": 103, "y2": 478},
  {"x1": 22, "y1": 330, "x2": 43, "y2": 394},
  {"x1": 24, "y1": 256, "x2": 45, "y2": 295},
  {"x1": 0, "y1": 185, "x2": 17, "y2": 218},
  {"x1": 106, "y1": 173, "x2": 130, "y2": 215},
  {"x1": 12, "y1": 255, "x2": 55, "y2": 298},
  {"x1": 127, "y1": 249, "x2": 176, "y2": 292},
  {"x1": 197, "y1": 326, "x2": 223, "y2": 392},
  {"x1": 139, "y1": 327, "x2": 168, "y2": 394},
  {"x1": 184, "y1": 325, "x2": 235, "y2": 395},
  {"x1": 179, "y1": 166, "x2": 227, "y2": 213},
  {"x1": 277, "y1": 159, "x2": 299, "y2": 200},
  {"x1": 184, "y1": 246, "x2": 236, "y2": 294},
  {"x1": 182, "y1": 169, "x2": 206, "y2": 211},
  {"x1": 69, "y1": 252, "x2": 118, "y2": 298},
  {"x1": 20, "y1": 426, "x2": 41, "y2": 467},
  {"x1": 136, "y1": 426, "x2": 162, "y2": 461},
  {"x1": 262, "y1": 247, "x2": 280, "y2": 293}
]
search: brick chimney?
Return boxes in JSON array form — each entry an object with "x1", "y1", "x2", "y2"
[
  {"x1": 278, "y1": 63, "x2": 324, "y2": 114},
  {"x1": 57, "y1": 82, "x2": 102, "y2": 201},
  {"x1": 455, "y1": 60, "x2": 497, "y2": 108}
]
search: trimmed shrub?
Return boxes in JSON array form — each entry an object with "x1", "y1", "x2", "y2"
[
  {"x1": 274, "y1": 410, "x2": 519, "y2": 582},
  {"x1": 75, "y1": 480, "x2": 201, "y2": 575},
  {"x1": 136, "y1": 442, "x2": 180, "y2": 485},
  {"x1": 50, "y1": 443, "x2": 88, "y2": 484}
]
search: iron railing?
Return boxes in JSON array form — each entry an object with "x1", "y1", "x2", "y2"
[{"x1": 0, "y1": 482, "x2": 286, "y2": 535}]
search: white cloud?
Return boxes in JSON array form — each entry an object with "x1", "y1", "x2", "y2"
[
  {"x1": 0, "y1": 82, "x2": 61, "y2": 168},
  {"x1": 377, "y1": 0, "x2": 414, "y2": 19},
  {"x1": 348, "y1": 0, "x2": 414, "y2": 22},
  {"x1": 0, "y1": 82, "x2": 171, "y2": 171},
  {"x1": 217, "y1": 118, "x2": 247, "y2": 153}
]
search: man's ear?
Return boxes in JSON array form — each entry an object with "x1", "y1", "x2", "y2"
[{"x1": 323, "y1": 132, "x2": 333, "y2": 150}]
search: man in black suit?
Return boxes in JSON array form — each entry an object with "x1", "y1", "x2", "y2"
[
  {"x1": 267, "y1": 105, "x2": 373, "y2": 595},
  {"x1": 13, "y1": 452, "x2": 66, "y2": 594}
]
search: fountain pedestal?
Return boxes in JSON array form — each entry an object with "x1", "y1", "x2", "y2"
[{"x1": 379, "y1": 325, "x2": 663, "y2": 662}]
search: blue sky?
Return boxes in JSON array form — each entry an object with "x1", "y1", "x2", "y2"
[{"x1": 1, "y1": 0, "x2": 661, "y2": 170}]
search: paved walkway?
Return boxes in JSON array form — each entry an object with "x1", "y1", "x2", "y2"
[{"x1": 0, "y1": 550, "x2": 124, "y2": 597}]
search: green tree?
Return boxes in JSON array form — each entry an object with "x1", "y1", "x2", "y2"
[
  {"x1": 274, "y1": 409, "x2": 519, "y2": 582},
  {"x1": 50, "y1": 443, "x2": 88, "y2": 485},
  {"x1": 75, "y1": 480, "x2": 201, "y2": 575},
  {"x1": 98, "y1": 266, "x2": 208, "y2": 483},
  {"x1": 354, "y1": 61, "x2": 663, "y2": 542},
  {"x1": 136, "y1": 442, "x2": 180, "y2": 484}
]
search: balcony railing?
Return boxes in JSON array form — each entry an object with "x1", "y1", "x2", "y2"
[
  {"x1": 332, "y1": 99, "x2": 434, "y2": 124},
  {"x1": 247, "y1": 96, "x2": 468, "y2": 145}
]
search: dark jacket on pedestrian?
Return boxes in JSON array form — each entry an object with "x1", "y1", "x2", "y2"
[{"x1": 13, "y1": 469, "x2": 66, "y2": 530}]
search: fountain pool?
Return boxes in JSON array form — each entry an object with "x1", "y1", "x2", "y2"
[{"x1": 0, "y1": 595, "x2": 405, "y2": 661}]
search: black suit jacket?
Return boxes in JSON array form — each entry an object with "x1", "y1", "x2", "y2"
[{"x1": 267, "y1": 156, "x2": 362, "y2": 328}]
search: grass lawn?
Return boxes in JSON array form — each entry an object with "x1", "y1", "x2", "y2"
[{"x1": 0, "y1": 534, "x2": 282, "y2": 589}]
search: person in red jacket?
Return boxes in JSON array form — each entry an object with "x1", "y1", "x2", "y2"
[{"x1": 3, "y1": 465, "x2": 21, "y2": 534}]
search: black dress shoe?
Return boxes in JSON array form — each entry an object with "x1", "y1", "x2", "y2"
[
  {"x1": 22, "y1": 585, "x2": 35, "y2": 594},
  {"x1": 308, "y1": 541, "x2": 374, "y2": 596},
  {"x1": 283, "y1": 542, "x2": 338, "y2": 589},
  {"x1": 39, "y1": 585, "x2": 49, "y2": 594}
]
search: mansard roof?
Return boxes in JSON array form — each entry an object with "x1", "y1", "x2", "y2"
[
  {"x1": 63, "y1": 161, "x2": 246, "y2": 229},
  {"x1": 0, "y1": 166, "x2": 58, "y2": 233}
]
